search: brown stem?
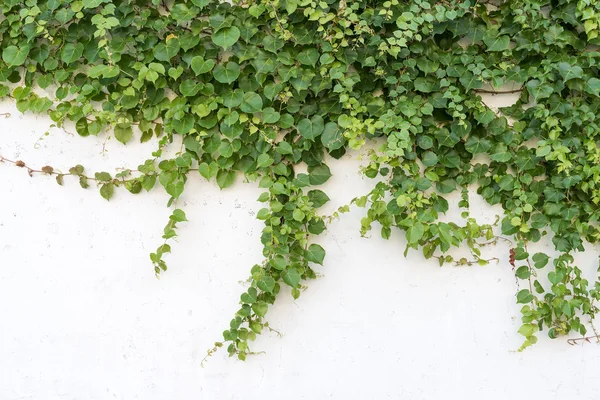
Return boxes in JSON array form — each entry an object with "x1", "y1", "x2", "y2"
[
  {"x1": 474, "y1": 86, "x2": 524, "y2": 95},
  {"x1": 567, "y1": 334, "x2": 600, "y2": 345},
  {"x1": 0, "y1": 154, "x2": 143, "y2": 183}
]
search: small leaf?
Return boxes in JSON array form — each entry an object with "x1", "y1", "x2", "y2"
[
  {"x1": 251, "y1": 301, "x2": 268, "y2": 317},
  {"x1": 518, "y1": 323, "x2": 535, "y2": 337},
  {"x1": 515, "y1": 266, "x2": 530, "y2": 279},
  {"x1": 257, "y1": 276, "x2": 276, "y2": 293},
  {"x1": 199, "y1": 162, "x2": 218, "y2": 180},
  {"x1": 270, "y1": 255, "x2": 287, "y2": 270},
  {"x1": 213, "y1": 62, "x2": 240, "y2": 84},
  {"x1": 298, "y1": 115, "x2": 325, "y2": 140},
  {"x1": 321, "y1": 122, "x2": 343, "y2": 150},
  {"x1": 282, "y1": 268, "x2": 301, "y2": 288},
  {"x1": 240, "y1": 92, "x2": 263, "y2": 113},
  {"x1": 170, "y1": 209, "x2": 187, "y2": 222},
  {"x1": 483, "y1": 34, "x2": 510, "y2": 51},
  {"x1": 307, "y1": 190, "x2": 330, "y2": 208},
  {"x1": 556, "y1": 62, "x2": 583, "y2": 82},
  {"x1": 191, "y1": 56, "x2": 215, "y2": 75},
  {"x1": 60, "y1": 43, "x2": 84, "y2": 64},
  {"x1": 308, "y1": 164, "x2": 332, "y2": 185},
  {"x1": 465, "y1": 136, "x2": 492, "y2": 154},
  {"x1": 421, "y1": 151, "x2": 438, "y2": 167},
  {"x1": 261, "y1": 107, "x2": 280, "y2": 124},
  {"x1": 216, "y1": 169, "x2": 235, "y2": 189},
  {"x1": 585, "y1": 77, "x2": 600, "y2": 96},
  {"x1": 256, "y1": 153, "x2": 273, "y2": 168},
  {"x1": 100, "y1": 183, "x2": 114, "y2": 200},
  {"x1": 406, "y1": 222, "x2": 425, "y2": 244},
  {"x1": 526, "y1": 79, "x2": 554, "y2": 102},
  {"x1": 114, "y1": 124, "x2": 133, "y2": 144},
  {"x1": 212, "y1": 26, "x2": 241, "y2": 49},
  {"x1": 516, "y1": 289, "x2": 534, "y2": 304},
  {"x1": 305, "y1": 244, "x2": 326, "y2": 265},
  {"x1": 532, "y1": 253, "x2": 549, "y2": 269}
]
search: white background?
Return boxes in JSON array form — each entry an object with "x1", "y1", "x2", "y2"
[{"x1": 2, "y1": 93, "x2": 600, "y2": 399}]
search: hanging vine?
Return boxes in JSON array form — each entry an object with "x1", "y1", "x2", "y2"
[{"x1": 2, "y1": 0, "x2": 600, "y2": 360}]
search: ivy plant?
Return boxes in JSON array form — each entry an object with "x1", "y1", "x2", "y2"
[{"x1": 3, "y1": 0, "x2": 600, "y2": 359}]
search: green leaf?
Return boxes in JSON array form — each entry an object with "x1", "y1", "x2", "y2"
[
  {"x1": 556, "y1": 62, "x2": 583, "y2": 82},
  {"x1": 436, "y1": 179, "x2": 456, "y2": 194},
  {"x1": 261, "y1": 107, "x2": 280, "y2": 124},
  {"x1": 240, "y1": 92, "x2": 263, "y2": 113},
  {"x1": 526, "y1": 79, "x2": 554, "y2": 102},
  {"x1": 308, "y1": 164, "x2": 332, "y2": 185},
  {"x1": 277, "y1": 141, "x2": 293, "y2": 155},
  {"x1": 171, "y1": 209, "x2": 188, "y2": 222},
  {"x1": 414, "y1": 77, "x2": 435, "y2": 92},
  {"x1": 191, "y1": 56, "x2": 215, "y2": 75},
  {"x1": 298, "y1": 48, "x2": 319, "y2": 66},
  {"x1": 532, "y1": 253, "x2": 550, "y2": 269},
  {"x1": 459, "y1": 72, "x2": 483, "y2": 91},
  {"x1": 518, "y1": 323, "x2": 535, "y2": 337},
  {"x1": 212, "y1": 26, "x2": 241, "y2": 49},
  {"x1": 213, "y1": 62, "x2": 240, "y2": 84},
  {"x1": 256, "y1": 153, "x2": 273, "y2": 168},
  {"x1": 421, "y1": 151, "x2": 438, "y2": 167},
  {"x1": 179, "y1": 80, "x2": 203, "y2": 97},
  {"x1": 321, "y1": 122, "x2": 343, "y2": 150},
  {"x1": 252, "y1": 301, "x2": 268, "y2": 317},
  {"x1": 171, "y1": 3, "x2": 197, "y2": 21},
  {"x1": 270, "y1": 255, "x2": 287, "y2": 270},
  {"x1": 497, "y1": 175, "x2": 515, "y2": 191},
  {"x1": 530, "y1": 213, "x2": 547, "y2": 229},
  {"x1": 298, "y1": 115, "x2": 325, "y2": 140},
  {"x1": 60, "y1": 43, "x2": 83, "y2": 64},
  {"x1": 95, "y1": 172, "x2": 112, "y2": 181},
  {"x1": 257, "y1": 276, "x2": 275, "y2": 293},
  {"x1": 153, "y1": 38, "x2": 180, "y2": 61},
  {"x1": 199, "y1": 162, "x2": 218, "y2": 180},
  {"x1": 241, "y1": 289, "x2": 257, "y2": 304},
  {"x1": 516, "y1": 289, "x2": 534, "y2": 304},
  {"x1": 82, "y1": 0, "x2": 106, "y2": 7},
  {"x1": 3, "y1": 45, "x2": 30, "y2": 66},
  {"x1": 308, "y1": 190, "x2": 330, "y2": 208},
  {"x1": 483, "y1": 35, "x2": 510, "y2": 51},
  {"x1": 292, "y1": 208, "x2": 305, "y2": 221},
  {"x1": 216, "y1": 170, "x2": 236, "y2": 189},
  {"x1": 191, "y1": 0, "x2": 209, "y2": 7},
  {"x1": 465, "y1": 136, "x2": 492, "y2": 154},
  {"x1": 100, "y1": 183, "x2": 114, "y2": 200},
  {"x1": 88, "y1": 64, "x2": 108, "y2": 78},
  {"x1": 263, "y1": 36, "x2": 285, "y2": 53},
  {"x1": 223, "y1": 89, "x2": 244, "y2": 108},
  {"x1": 282, "y1": 268, "x2": 301, "y2": 288},
  {"x1": 490, "y1": 143, "x2": 511, "y2": 162},
  {"x1": 515, "y1": 266, "x2": 530, "y2": 279},
  {"x1": 114, "y1": 124, "x2": 133, "y2": 144},
  {"x1": 406, "y1": 222, "x2": 425, "y2": 244},
  {"x1": 305, "y1": 244, "x2": 326, "y2": 265},
  {"x1": 585, "y1": 78, "x2": 600, "y2": 96}
]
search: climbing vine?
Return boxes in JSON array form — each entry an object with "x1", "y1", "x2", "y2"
[{"x1": 3, "y1": 0, "x2": 600, "y2": 360}]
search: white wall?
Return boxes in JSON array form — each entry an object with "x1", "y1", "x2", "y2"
[{"x1": 2, "y1": 95, "x2": 600, "y2": 400}]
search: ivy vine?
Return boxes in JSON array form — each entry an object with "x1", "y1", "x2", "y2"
[{"x1": 3, "y1": 0, "x2": 600, "y2": 360}]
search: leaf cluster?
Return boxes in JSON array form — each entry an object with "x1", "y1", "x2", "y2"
[{"x1": 3, "y1": 0, "x2": 600, "y2": 357}]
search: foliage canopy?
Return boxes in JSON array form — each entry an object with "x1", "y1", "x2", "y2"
[{"x1": 3, "y1": 0, "x2": 600, "y2": 358}]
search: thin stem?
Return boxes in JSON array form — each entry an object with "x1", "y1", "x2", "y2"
[
  {"x1": 567, "y1": 334, "x2": 600, "y2": 345},
  {"x1": 0, "y1": 154, "x2": 144, "y2": 183},
  {"x1": 474, "y1": 86, "x2": 524, "y2": 95}
]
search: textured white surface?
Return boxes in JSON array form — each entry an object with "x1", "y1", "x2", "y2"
[{"x1": 2, "y1": 96, "x2": 600, "y2": 400}]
